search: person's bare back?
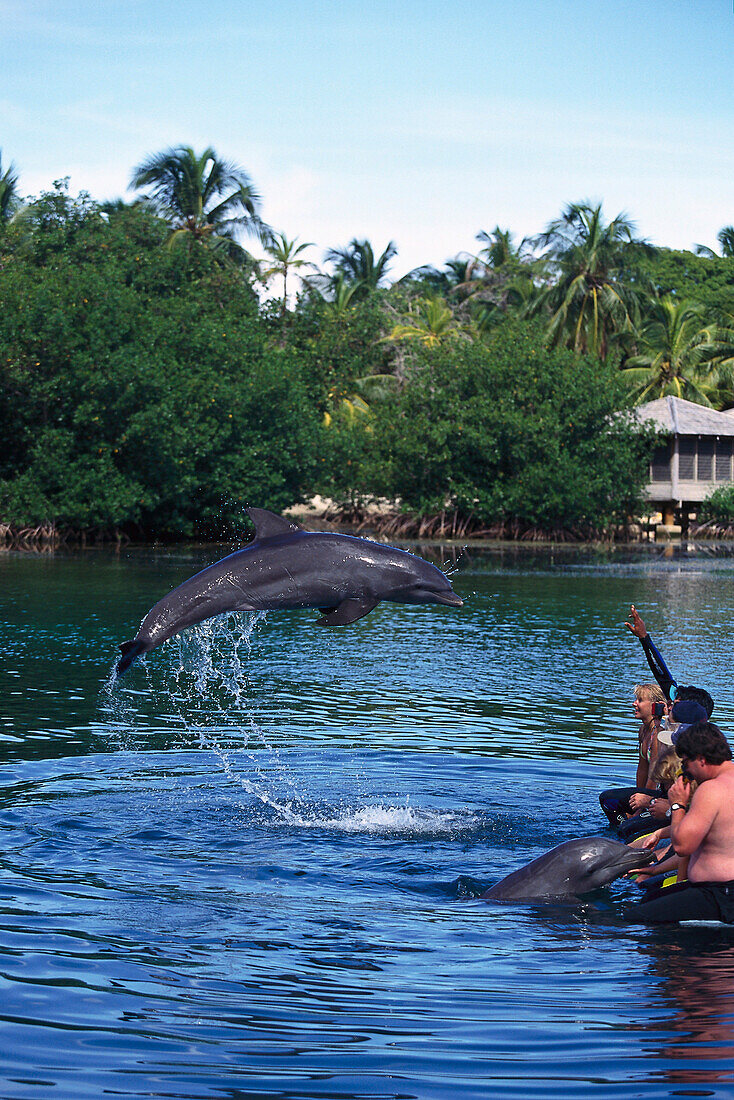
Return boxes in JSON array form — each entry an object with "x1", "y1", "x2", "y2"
[{"x1": 686, "y1": 762, "x2": 734, "y2": 882}]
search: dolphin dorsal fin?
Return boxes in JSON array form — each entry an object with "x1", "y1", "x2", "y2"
[{"x1": 247, "y1": 507, "x2": 303, "y2": 542}]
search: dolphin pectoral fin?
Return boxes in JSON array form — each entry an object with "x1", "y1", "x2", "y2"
[{"x1": 316, "y1": 597, "x2": 380, "y2": 626}]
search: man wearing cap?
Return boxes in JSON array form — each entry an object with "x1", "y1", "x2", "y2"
[
  {"x1": 660, "y1": 699, "x2": 710, "y2": 748},
  {"x1": 633, "y1": 721, "x2": 734, "y2": 922}
]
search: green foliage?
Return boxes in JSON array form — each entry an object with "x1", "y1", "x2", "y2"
[
  {"x1": 0, "y1": 150, "x2": 22, "y2": 226},
  {"x1": 261, "y1": 232, "x2": 315, "y2": 326},
  {"x1": 629, "y1": 248, "x2": 734, "y2": 314},
  {"x1": 384, "y1": 294, "x2": 463, "y2": 347},
  {"x1": 0, "y1": 185, "x2": 321, "y2": 537},
  {"x1": 0, "y1": 176, "x2": 694, "y2": 541},
  {"x1": 317, "y1": 398, "x2": 375, "y2": 510},
  {"x1": 320, "y1": 238, "x2": 397, "y2": 301},
  {"x1": 289, "y1": 289, "x2": 393, "y2": 396},
  {"x1": 401, "y1": 255, "x2": 472, "y2": 295},
  {"x1": 717, "y1": 227, "x2": 734, "y2": 259},
  {"x1": 351, "y1": 321, "x2": 654, "y2": 532},
  {"x1": 698, "y1": 484, "x2": 734, "y2": 525}
]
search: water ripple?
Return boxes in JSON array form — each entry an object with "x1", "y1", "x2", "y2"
[{"x1": 3, "y1": 547, "x2": 734, "y2": 1097}]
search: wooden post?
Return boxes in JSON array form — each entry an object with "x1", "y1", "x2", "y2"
[{"x1": 656, "y1": 502, "x2": 682, "y2": 540}]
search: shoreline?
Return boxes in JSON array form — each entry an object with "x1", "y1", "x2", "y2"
[
  {"x1": 4, "y1": 499, "x2": 734, "y2": 552},
  {"x1": 5, "y1": 526, "x2": 734, "y2": 555}
]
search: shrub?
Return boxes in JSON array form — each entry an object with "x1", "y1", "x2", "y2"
[
  {"x1": 0, "y1": 185, "x2": 321, "y2": 537},
  {"x1": 350, "y1": 320, "x2": 656, "y2": 534},
  {"x1": 698, "y1": 484, "x2": 734, "y2": 525}
]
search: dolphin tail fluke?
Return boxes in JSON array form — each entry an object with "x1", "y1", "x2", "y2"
[
  {"x1": 116, "y1": 639, "x2": 148, "y2": 677},
  {"x1": 317, "y1": 597, "x2": 379, "y2": 626}
]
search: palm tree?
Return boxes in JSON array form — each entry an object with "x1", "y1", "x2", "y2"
[
  {"x1": 473, "y1": 226, "x2": 533, "y2": 272},
  {"x1": 695, "y1": 226, "x2": 734, "y2": 259},
  {"x1": 450, "y1": 228, "x2": 539, "y2": 323},
  {"x1": 698, "y1": 307, "x2": 734, "y2": 407},
  {"x1": 323, "y1": 373, "x2": 401, "y2": 427},
  {"x1": 261, "y1": 232, "x2": 314, "y2": 335},
  {"x1": 323, "y1": 238, "x2": 397, "y2": 299},
  {"x1": 400, "y1": 254, "x2": 472, "y2": 294},
  {"x1": 620, "y1": 296, "x2": 719, "y2": 404},
  {"x1": 323, "y1": 389, "x2": 371, "y2": 428},
  {"x1": 385, "y1": 295, "x2": 463, "y2": 347},
  {"x1": 129, "y1": 145, "x2": 269, "y2": 261},
  {"x1": 533, "y1": 201, "x2": 655, "y2": 359},
  {"x1": 718, "y1": 226, "x2": 734, "y2": 258},
  {"x1": 0, "y1": 151, "x2": 22, "y2": 227},
  {"x1": 310, "y1": 272, "x2": 362, "y2": 317},
  {"x1": 443, "y1": 255, "x2": 473, "y2": 286}
]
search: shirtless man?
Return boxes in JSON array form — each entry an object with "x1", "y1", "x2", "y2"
[{"x1": 633, "y1": 722, "x2": 734, "y2": 923}]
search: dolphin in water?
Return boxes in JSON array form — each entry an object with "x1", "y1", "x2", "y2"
[
  {"x1": 116, "y1": 506, "x2": 463, "y2": 675},
  {"x1": 481, "y1": 837, "x2": 655, "y2": 902}
]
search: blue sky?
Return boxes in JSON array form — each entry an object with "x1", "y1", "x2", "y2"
[{"x1": 2, "y1": 0, "x2": 733, "y2": 278}]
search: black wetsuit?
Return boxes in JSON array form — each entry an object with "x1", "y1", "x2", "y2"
[
  {"x1": 638, "y1": 633, "x2": 676, "y2": 702},
  {"x1": 599, "y1": 632, "x2": 677, "y2": 831},
  {"x1": 632, "y1": 879, "x2": 734, "y2": 923},
  {"x1": 616, "y1": 805, "x2": 666, "y2": 841},
  {"x1": 600, "y1": 786, "x2": 659, "y2": 830}
]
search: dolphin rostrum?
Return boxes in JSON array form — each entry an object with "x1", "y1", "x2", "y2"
[
  {"x1": 116, "y1": 507, "x2": 463, "y2": 675},
  {"x1": 481, "y1": 837, "x2": 655, "y2": 902}
]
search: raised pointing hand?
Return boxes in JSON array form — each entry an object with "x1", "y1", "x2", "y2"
[{"x1": 624, "y1": 604, "x2": 648, "y2": 639}]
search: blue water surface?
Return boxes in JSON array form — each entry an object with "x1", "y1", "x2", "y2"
[{"x1": 2, "y1": 540, "x2": 734, "y2": 1099}]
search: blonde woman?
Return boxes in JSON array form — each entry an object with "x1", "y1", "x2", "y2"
[{"x1": 599, "y1": 683, "x2": 666, "y2": 829}]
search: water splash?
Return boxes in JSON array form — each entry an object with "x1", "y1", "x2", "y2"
[
  {"x1": 197, "y1": 724, "x2": 304, "y2": 823},
  {"x1": 262, "y1": 800, "x2": 479, "y2": 835},
  {"x1": 168, "y1": 610, "x2": 267, "y2": 712},
  {"x1": 103, "y1": 610, "x2": 265, "y2": 711},
  {"x1": 99, "y1": 610, "x2": 270, "y2": 753},
  {"x1": 443, "y1": 545, "x2": 468, "y2": 577},
  {"x1": 99, "y1": 611, "x2": 466, "y2": 837},
  {"x1": 98, "y1": 609, "x2": 312, "y2": 817}
]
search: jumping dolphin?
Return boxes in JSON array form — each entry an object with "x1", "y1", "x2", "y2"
[
  {"x1": 481, "y1": 837, "x2": 655, "y2": 902},
  {"x1": 116, "y1": 507, "x2": 463, "y2": 675}
]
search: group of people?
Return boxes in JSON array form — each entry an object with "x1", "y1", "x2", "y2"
[{"x1": 598, "y1": 607, "x2": 734, "y2": 923}]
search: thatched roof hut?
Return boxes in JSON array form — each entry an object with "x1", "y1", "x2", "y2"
[{"x1": 635, "y1": 397, "x2": 734, "y2": 517}]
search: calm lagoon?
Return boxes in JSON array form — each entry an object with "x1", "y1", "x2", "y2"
[{"x1": 2, "y1": 541, "x2": 734, "y2": 1099}]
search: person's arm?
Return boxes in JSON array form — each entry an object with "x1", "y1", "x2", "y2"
[
  {"x1": 632, "y1": 726, "x2": 652, "y2": 800},
  {"x1": 648, "y1": 796, "x2": 671, "y2": 819},
  {"x1": 667, "y1": 776, "x2": 718, "y2": 857},
  {"x1": 633, "y1": 826, "x2": 671, "y2": 849},
  {"x1": 631, "y1": 852, "x2": 680, "y2": 882},
  {"x1": 625, "y1": 605, "x2": 677, "y2": 701},
  {"x1": 634, "y1": 749, "x2": 648, "y2": 792},
  {"x1": 640, "y1": 635, "x2": 676, "y2": 702}
]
